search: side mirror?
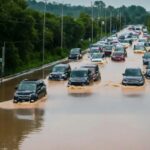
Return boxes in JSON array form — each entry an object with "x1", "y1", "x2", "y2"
[{"x1": 122, "y1": 73, "x2": 125, "y2": 76}]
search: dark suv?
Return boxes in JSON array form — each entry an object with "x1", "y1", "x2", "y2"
[
  {"x1": 49, "y1": 64, "x2": 71, "y2": 80},
  {"x1": 68, "y1": 48, "x2": 82, "y2": 60},
  {"x1": 122, "y1": 68, "x2": 145, "y2": 86},
  {"x1": 143, "y1": 52, "x2": 150, "y2": 65},
  {"x1": 68, "y1": 68, "x2": 93, "y2": 86},
  {"x1": 13, "y1": 79, "x2": 47, "y2": 103},
  {"x1": 145, "y1": 62, "x2": 150, "y2": 79},
  {"x1": 81, "y1": 64, "x2": 101, "y2": 81}
]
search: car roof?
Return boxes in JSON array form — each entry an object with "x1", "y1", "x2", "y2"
[
  {"x1": 21, "y1": 79, "x2": 43, "y2": 84},
  {"x1": 54, "y1": 64, "x2": 69, "y2": 67},
  {"x1": 72, "y1": 68, "x2": 89, "y2": 72},
  {"x1": 125, "y1": 68, "x2": 141, "y2": 71},
  {"x1": 81, "y1": 64, "x2": 98, "y2": 68}
]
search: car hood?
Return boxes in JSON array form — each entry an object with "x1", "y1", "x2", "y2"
[
  {"x1": 51, "y1": 72, "x2": 64, "y2": 75},
  {"x1": 16, "y1": 90, "x2": 34, "y2": 95},
  {"x1": 69, "y1": 77, "x2": 87, "y2": 82},
  {"x1": 123, "y1": 76, "x2": 143, "y2": 80}
]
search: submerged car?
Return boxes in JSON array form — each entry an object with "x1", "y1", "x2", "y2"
[
  {"x1": 119, "y1": 39, "x2": 130, "y2": 48},
  {"x1": 144, "y1": 42, "x2": 150, "y2": 52},
  {"x1": 145, "y1": 62, "x2": 150, "y2": 79},
  {"x1": 114, "y1": 46, "x2": 127, "y2": 57},
  {"x1": 81, "y1": 64, "x2": 101, "y2": 81},
  {"x1": 142, "y1": 52, "x2": 150, "y2": 65},
  {"x1": 48, "y1": 64, "x2": 71, "y2": 80},
  {"x1": 133, "y1": 44, "x2": 146, "y2": 53},
  {"x1": 111, "y1": 51, "x2": 125, "y2": 61},
  {"x1": 91, "y1": 53, "x2": 106, "y2": 63},
  {"x1": 13, "y1": 79, "x2": 47, "y2": 103},
  {"x1": 68, "y1": 68, "x2": 93, "y2": 86},
  {"x1": 122, "y1": 68, "x2": 145, "y2": 86},
  {"x1": 68, "y1": 48, "x2": 82, "y2": 60},
  {"x1": 103, "y1": 45, "x2": 113, "y2": 56}
]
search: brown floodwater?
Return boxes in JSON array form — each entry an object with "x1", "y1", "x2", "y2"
[{"x1": 1, "y1": 40, "x2": 150, "y2": 150}]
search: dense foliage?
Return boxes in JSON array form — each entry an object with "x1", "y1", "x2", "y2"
[{"x1": 28, "y1": 0, "x2": 148, "y2": 24}]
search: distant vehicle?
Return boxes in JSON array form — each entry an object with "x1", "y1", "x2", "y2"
[
  {"x1": 81, "y1": 64, "x2": 101, "y2": 81},
  {"x1": 68, "y1": 48, "x2": 82, "y2": 60},
  {"x1": 122, "y1": 68, "x2": 145, "y2": 86},
  {"x1": 114, "y1": 46, "x2": 127, "y2": 57},
  {"x1": 48, "y1": 64, "x2": 71, "y2": 80},
  {"x1": 144, "y1": 42, "x2": 150, "y2": 52},
  {"x1": 119, "y1": 39, "x2": 130, "y2": 48},
  {"x1": 142, "y1": 52, "x2": 150, "y2": 65},
  {"x1": 103, "y1": 45, "x2": 113, "y2": 56},
  {"x1": 68, "y1": 68, "x2": 93, "y2": 86},
  {"x1": 138, "y1": 38, "x2": 147, "y2": 45},
  {"x1": 90, "y1": 44, "x2": 103, "y2": 52},
  {"x1": 145, "y1": 62, "x2": 150, "y2": 79},
  {"x1": 133, "y1": 44, "x2": 146, "y2": 53},
  {"x1": 111, "y1": 51, "x2": 125, "y2": 61},
  {"x1": 13, "y1": 79, "x2": 47, "y2": 103},
  {"x1": 91, "y1": 53, "x2": 106, "y2": 63}
]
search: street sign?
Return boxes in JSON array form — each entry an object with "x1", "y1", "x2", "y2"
[{"x1": 0, "y1": 58, "x2": 2, "y2": 63}]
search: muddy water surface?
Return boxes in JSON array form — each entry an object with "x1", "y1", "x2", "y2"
[{"x1": 0, "y1": 44, "x2": 150, "y2": 150}]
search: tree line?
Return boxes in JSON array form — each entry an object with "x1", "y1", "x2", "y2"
[{"x1": 0, "y1": 0, "x2": 149, "y2": 76}]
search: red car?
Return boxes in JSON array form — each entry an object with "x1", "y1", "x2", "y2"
[{"x1": 111, "y1": 51, "x2": 125, "y2": 61}]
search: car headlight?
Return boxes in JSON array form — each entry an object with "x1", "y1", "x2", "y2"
[
  {"x1": 62, "y1": 74, "x2": 66, "y2": 77},
  {"x1": 14, "y1": 93, "x2": 18, "y2": 97}
]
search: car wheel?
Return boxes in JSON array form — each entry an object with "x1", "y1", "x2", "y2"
[
  {"x1": 13, "y1": 100, "x2": 18, "y2": 103},
  {"x1": 44, "y1": 90, "x2": 47, "y2": 96}
]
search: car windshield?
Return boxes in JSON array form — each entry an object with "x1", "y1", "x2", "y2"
[
  {"x1": 71, "y1": 70, "x2": 88, "y2": 78},
  {"x1": 82, "y1": 66, "x2": 95, "y2": 73},
  {"x1": 139, "y1": 39, "x2": 146, "y2": 42},
  {"x1": 115, "y1": 47, "x2": 124, "y2": 51},
  {"x1": 144, "y1": 53, "x2": 150, "y2": 58},
  {"x1": 53, "y1": 66, "x2": 65, "y2": 72},
  {"x1": 145, "y1": 43, "x2": 150, "y2": 46},
  {"x1": 125, "y1": 69, "x2": 141, "y2": 76},
  {"x1": 113, "y1": 52, "x2": 124, "y2": 56},
  {"x1": 105, "y1": 46, "x2": 112, "y2": 50},
  {"x1": 120, "y1": 39, "x2": 129, "y2": 43},
  {"x1": 92, "y1": 53, "x2": 103, "y2": 59},
  {"x1": 18, "y1": 83, "x2": 36, "y2": 92},
  {"x1": 134, "y1": 45, "x2": 144, "y2": 50},
  {"x1": 70, "y1": 49, "x2": 79, "y2": 54}
]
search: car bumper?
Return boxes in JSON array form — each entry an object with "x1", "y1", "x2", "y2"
[{"x1": 122, "y1": 80, "x2": 144, "y2": 86}]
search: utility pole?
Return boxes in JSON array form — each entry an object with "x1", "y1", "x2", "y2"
[
  {"x1": 1, "y1": 42, "x2": 5, "y2": 84},
  {"x1": 61, "y1": 3, "x2": 64, "y2": 49},
  {"x1": 42, "y1": 0, "x2": 47, "y2": 79},
  {"x1": 110, "y1": 12, "x2": 112, "y2": 35},
  {"x1": 104, "y1": 8, "x2": 107, "y2": 35},
  {"x1": 120, "y1": 12, "x2": 122, "y2": 30},
  {"x1": 91, "y1": 2, "x2": 94, "y2": 43}
]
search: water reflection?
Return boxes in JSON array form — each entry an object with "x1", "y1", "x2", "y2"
[{"x1": 0, "y1": 108, "x2": 44, "y2": 150}]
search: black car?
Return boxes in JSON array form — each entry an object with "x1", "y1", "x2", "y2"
[
  {"x1": 145, "y1": 62, "x2": 150, "y2": 79},
  {"x1": 114, "y1": 46, "x2": 127, "y2": 57},
  {"x1": 13, "y1": 79, "x2": 47, "y2": 103},
  {"x1": 81, "y1": 64, "x2": 101, "y2": 81},
  {"x1": 68, "y1": 68, "x2": 93, "y2": 86},
  {"x1": 143, "y1": 52, "x2": 150, "y2": 65},
  {"x1": 122, "y1": 68, "x2": 145, "y2": 86},
  {"x1": 68, "y1": 48, "x2": 82, "y2": 60},
  {"x1": 49, "y1": 64, "x2": 71, "y2": 80}
]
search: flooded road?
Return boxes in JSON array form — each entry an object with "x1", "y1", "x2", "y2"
[{"x1": 1, "y1": 43, "x2": 150, "y2": 150}]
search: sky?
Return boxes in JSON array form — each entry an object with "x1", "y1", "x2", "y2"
[{"x1": 42, "y1": 0, "x2": 149, "y2": 11}]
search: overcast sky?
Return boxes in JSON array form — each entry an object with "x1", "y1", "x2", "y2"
[{"x1": 44, "y1": 0, "x2": 149, "y2": 11}]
